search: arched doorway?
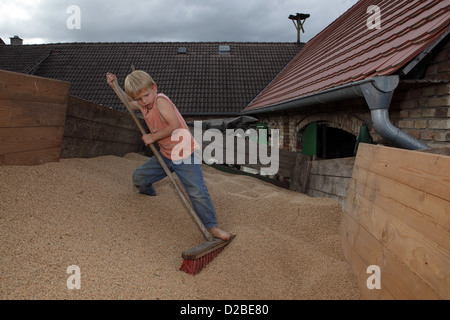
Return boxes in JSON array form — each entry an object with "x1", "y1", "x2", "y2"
[
  {"x1": 317, "y1": 124, "x2": 356, "y2": 159},
  {"x1": 300, "y1": 121, "x2": 358, "y2": 160}
]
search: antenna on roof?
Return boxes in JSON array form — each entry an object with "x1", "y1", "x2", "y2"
[{"x1": 289, "y1": 13, "x2": 310, "y2": 43}]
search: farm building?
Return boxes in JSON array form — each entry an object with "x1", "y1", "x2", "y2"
[{"x1": 243, "y1": 0, "x2": 449, "y2": 154}]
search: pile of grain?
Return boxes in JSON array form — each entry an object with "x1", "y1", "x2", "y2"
[{"x1": 0, "y1": 153, "x2": 360, "y2": 300}]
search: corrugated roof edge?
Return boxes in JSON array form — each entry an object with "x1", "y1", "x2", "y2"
[
  {"x1": 241, "y1": 78, "x2": 373, "y2": 115},
  {"x1": 242, "y1": 42, "x2": 307, "y2": 113}
]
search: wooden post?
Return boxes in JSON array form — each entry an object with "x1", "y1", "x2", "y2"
[
  {"x1": 290, "y1": 153, "x2": 311, "y2": 193},
  {"x1": 289, "y1": 13, "x2": 310, "y2": 43}
]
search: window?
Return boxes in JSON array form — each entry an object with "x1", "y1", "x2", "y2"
[{"x1": 218, "y1": 45, "x2": 230, "y2": 55}]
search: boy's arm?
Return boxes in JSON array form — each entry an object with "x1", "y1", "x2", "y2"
[{"x1": 141, "y1": 97, "x2": 180, "y2": 146}]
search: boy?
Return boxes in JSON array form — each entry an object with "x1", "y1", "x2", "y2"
[{"x1": 106, "y1": 71, "x2": 230, "y2": 241}]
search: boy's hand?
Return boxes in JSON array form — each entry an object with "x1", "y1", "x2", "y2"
[
  {"x1": 106, "y1": 72, "x2": 117, "y2": 87},
  {"x1": 142, "y1": 134, "x2": 155, "y2": 146}
]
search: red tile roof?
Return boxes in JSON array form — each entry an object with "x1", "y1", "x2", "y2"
[
  {"x1": 243, "y1": 0, "x2": 450, "y2": 113},
  {"x1": 0, "y1": 42, "x2": 302, "y2": 115}
]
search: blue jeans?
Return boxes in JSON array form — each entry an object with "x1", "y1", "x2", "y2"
[{"x1": 132, "y1": 151, "x2": 218, "y2": 229}]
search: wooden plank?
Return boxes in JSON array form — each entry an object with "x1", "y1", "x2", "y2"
[
  {"x1": 67, "y1": 96, "x2": 144, "y2": 130},
  {"x1": 0, "y1": 99, "x2": 67, "y2": 128},
  {"x1": 352, "y1": 161, "x2": 450, "y2": 231},
  {"x1": 63, "y1": 115, "x2": 143, "y2": 145},
  {"x1": 341, "y1": 211, "x2": 366, "y2": 296},
  {"x1": 420, "y1": 147, "x2": 450, "y2": 156},
  {"x1": 382, "y1": 249, "x2": 441, "y2": 300},
  {"x1": 346, "y1": 173, "x2": 450, "y2": 299},
  {"x1": 302, "y1": 157, "x2": 355, "y2": 207},
  {"x1": 0, "y1": 71, "x2": 69, "y2": 166},
  {"x1": 60, "y1": 137, "x2": 143, "y2": 159},
  {"x1": 0, "y1": 127, "x2": 64, "y2": 156},
  {"x1": 0, "y1": 147, "x2": 61, "y2": 166},
  {"x1": 310, "y1": 157, "x2": 355, "y2": 177},
  {"x1": 357, "y1": 164, "x2": 449, "y2": 245},
  {"x1": 343, "y1": 144, "x2": 450, "y2": 299},
  {"x1": 290, "y1": 153, "x2": 311, "y2": 193},
  {"x1": 343, "y1": 188, "x2": 441, "y2": 300},
  {"x1": 308, "y1": 175, "x2": 351, "y2": 198},
  {"x1": 0, "y1": 70, "x2": 70, "y2": 104},
  {"x1": 307, "y1": 189, "x2": 346, "y2": 208},
  {"x1": 278, "y1": 149, "x2": 298, "y2": 177},
  {"x1": 356, "y1": 143, "x2": 450, "y2": 201},
  {"x1": 341, "y1": 210, "x2": 395, "y2": 300}
]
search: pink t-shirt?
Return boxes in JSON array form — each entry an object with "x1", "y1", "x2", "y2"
[{"x1": 142, "y1": 93, "x2": 199, "y2": 160}]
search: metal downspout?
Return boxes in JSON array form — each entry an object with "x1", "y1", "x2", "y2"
[{"x1": 361, "y1": 76, "x2": 430, "y2": 150}]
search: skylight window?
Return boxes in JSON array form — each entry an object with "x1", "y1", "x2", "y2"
[{"x1": 218, "y1": 45, "x2": 230, "y2": 55}]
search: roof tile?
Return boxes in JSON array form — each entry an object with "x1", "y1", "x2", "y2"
[{"x1": 0, "y1": 42, "x2": 302, "y2": 115}]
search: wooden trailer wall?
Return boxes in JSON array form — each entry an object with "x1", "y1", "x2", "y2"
[
  {"x1": 341, "y1": 143, "x2": 449, "y2": 300},
  {"x1": 0, "y1": 70, "x2": 146, "y2": 163},
  {"x1": 61, "y1": 96, "x2": 145, "y2": 159},
  {"x1": 304, "y1": 157, "x2": 355, "y2": 209},
  {"x1": 0, "y1": 70, "x2": 70, "y2": 166}
]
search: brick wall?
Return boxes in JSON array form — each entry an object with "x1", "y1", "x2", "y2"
[
  {"x1": 259, "y1": 99, "x2": 373, "y2": 153},
  {"x1": 393, "y1": 82, "x2": 450, "y2": 148},
  {"x1": 425, "y1": 36, "x2": 450, "y2": 82},
  {"x1": 391, "y1": 37, "x2": 450, "y2": 148}
]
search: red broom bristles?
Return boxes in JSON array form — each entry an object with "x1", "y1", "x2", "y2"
[{"x1": 179, "y1": 247, "x2": 225, "y2": 275}]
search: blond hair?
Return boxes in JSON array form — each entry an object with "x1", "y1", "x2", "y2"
[{"x1": 124, "y1": 70, "x2": 156, "y2": 97}]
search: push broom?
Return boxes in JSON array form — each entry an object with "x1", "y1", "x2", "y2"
[{"x1": 110, "y1": 78, "x2": 235, "y2": 275}]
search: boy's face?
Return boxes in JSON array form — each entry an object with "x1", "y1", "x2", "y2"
[{"x1": 133, "y1": 85, "x2": 157, "y2": 109}]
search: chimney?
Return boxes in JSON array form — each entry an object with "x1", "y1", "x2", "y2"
[{"x1": 10, "y1": 35, "x2": 23, "y2": 46}]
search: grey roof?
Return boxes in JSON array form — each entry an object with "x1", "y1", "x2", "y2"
[{"x1": 0, "y1": 42, "x2": 303, "y2": 115}]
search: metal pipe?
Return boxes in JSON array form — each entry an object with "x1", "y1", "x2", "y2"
[
  {"x1": 361, "y1": 77, "x2": 430, "y2": 150},
  {"x1": 242, "y1": 76, "x2": 430, "y2": 150},
  {"x1": 371, "y1": 109, "x2": 430, "y2": 150},
  {"x1": 242, "y1": 78, "x2": 371, "y2": 115}
]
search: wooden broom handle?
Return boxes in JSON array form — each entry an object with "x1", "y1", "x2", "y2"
[{"x1": 110, "y1": 80, "x2": 214, "y2": 242}]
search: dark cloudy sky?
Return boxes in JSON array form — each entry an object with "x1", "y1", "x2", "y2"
[{"x1": 1, "y1": 0, "x2": 359, "y2": 44}]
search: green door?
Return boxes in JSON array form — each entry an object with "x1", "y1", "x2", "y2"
[{"x1": 302, "y1": 122, "x2": 317, "y2": 157}]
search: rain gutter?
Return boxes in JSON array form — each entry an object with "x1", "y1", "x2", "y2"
[{"x1": 242, "y1": 76, "x2": 430, "y2": 150}]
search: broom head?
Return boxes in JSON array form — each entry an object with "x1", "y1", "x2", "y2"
[{"x1": 179, "y1": 235, "x2": 236, "y2": 275}]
